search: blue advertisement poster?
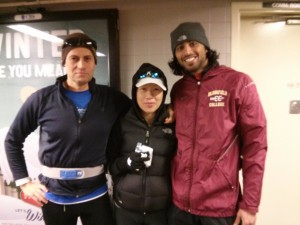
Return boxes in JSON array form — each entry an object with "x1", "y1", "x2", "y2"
[{"x1": 0, "y1": 9, "x2": 118, "y2": 225}]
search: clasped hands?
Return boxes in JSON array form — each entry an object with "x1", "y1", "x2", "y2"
[{"x1": 126, "y1": 152, "x2": 150, "y2": 171}]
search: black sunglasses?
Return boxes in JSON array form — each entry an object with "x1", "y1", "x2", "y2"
[
  {"x1": 62, "y1": 38, "x2": 97, "y2": 50},
  {"x1": 139, "y1": 71, "x2": 160, "y2": 79}
]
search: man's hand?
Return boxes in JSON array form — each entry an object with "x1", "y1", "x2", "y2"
[
  {"x1": 164, "y1": 104, "x2": 175, "y2": 124},
  {"x1": 20, "y1": 180, "x2": 48, "y2": 207},
  {"x1": 234, "y1": 209, "x2": 256, "y2": 225}
]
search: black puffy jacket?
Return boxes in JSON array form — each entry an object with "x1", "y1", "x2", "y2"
[{"x1": 109, "y1": 106, "x2": 176, "y2": 213}]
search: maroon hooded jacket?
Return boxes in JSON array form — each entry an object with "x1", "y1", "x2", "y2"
[{"x1": 171, "y1": 65, "x2": 267, "y2": 217}]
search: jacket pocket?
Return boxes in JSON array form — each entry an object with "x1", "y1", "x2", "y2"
[{"x1": 191, "y1": 156, "x2": 239, "y2": 212}]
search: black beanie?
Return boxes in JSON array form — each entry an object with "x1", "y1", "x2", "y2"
[
  {"x1": 61, "y1": 33, "x2": 97, "y2": 65},
  {"x1": 170, "y1": 22, "x2": 210, "y2": 53}
]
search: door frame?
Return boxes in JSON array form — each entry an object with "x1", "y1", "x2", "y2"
[{"x1": 231, "y1": 2, "x2": 300, "y2": 68}]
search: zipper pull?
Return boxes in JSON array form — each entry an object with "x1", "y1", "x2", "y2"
[{"x1": 145, "y1": 130, "x2": 150, "y2": 145}]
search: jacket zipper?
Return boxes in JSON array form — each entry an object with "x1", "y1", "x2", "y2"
[
  {"x1": 63, "y1": 94, "x2": 82, "y2": 166},
  {"x1": 74, "y1": 95, "x2": 93, "y2": 165},
  {"x1": 142, "y1": 129, "x2": 150, "y2": 214},
  {"x1": 187, "y1": 80, "x2": 201, "y2": 212},
  {"x1": 145, "y1": 130, "x2": 150, "y2": 145}
]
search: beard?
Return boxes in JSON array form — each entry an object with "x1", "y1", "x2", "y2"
[{"x1": 180, "y1": 59, "x2": 207, "y2": 77}]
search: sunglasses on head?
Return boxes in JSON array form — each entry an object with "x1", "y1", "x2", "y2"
[
  {"x1": 139, "y1": 71, "x2": 160, "y2": 79},
  {"x1": 62, "y1": 38, "x2": 97, "y2": 50}
]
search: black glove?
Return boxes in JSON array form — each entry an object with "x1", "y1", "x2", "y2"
[
  {"x1": 116, "y1": 152, "x2": 150, "y2": 172},
  {"x1": 127, "y1": 152, "x2": 150, "y2": 171}
]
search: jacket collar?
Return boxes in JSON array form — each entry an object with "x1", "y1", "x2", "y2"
[{"x1": 56, "y1": 74, "x2": 97, "y2": 93}]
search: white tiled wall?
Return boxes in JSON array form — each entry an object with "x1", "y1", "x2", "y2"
[
  {"x1": 5, "y1": 0, "x2": 232, "y2": 98},
  {"x1": 46, "y1": 0, "x2": 232, "y2": 97},
  {"x1": 115, "y1": 0, "x2": 232, "y2": 97}
]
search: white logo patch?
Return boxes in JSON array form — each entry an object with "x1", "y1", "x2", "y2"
[
  {"x1": 162, "y1": 128, "x2": 173, "y2": 134},
  {"x1": 177, "y1": 35, "x2": 188, "y2": 42}
]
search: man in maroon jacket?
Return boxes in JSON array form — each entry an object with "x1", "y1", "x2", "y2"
[{"x1": 167, "y1": 22, "x2": 267, "y2": 225}]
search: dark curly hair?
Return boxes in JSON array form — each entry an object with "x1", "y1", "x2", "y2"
[{"x1": 168, "y1": 47, "x2": 220, "y2": 76}]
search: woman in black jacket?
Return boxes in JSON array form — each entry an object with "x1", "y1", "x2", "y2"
[{"x1": 108, "y1": 63, "x2": 177, "y2": 225}]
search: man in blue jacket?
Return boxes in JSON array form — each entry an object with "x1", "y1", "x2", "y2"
[{"x1": 5, "y1": 32, "x2": 131, "y2": 225}]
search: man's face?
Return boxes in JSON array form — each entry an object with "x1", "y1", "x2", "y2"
[
  {"x1": 64, "y1": 47, "x2": 96, "y2": 90},
  {"x1": 174, "y1": 41, "x2": 208, "y2": 75}
]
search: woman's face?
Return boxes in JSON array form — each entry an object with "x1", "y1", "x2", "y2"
[{"x1": 136, "y1": 83, "x2": 164, "y2": 116}]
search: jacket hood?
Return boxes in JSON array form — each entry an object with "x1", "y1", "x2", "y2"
[{"x1": 131, "y1": 63, "x2": 168, "y2": 121}]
